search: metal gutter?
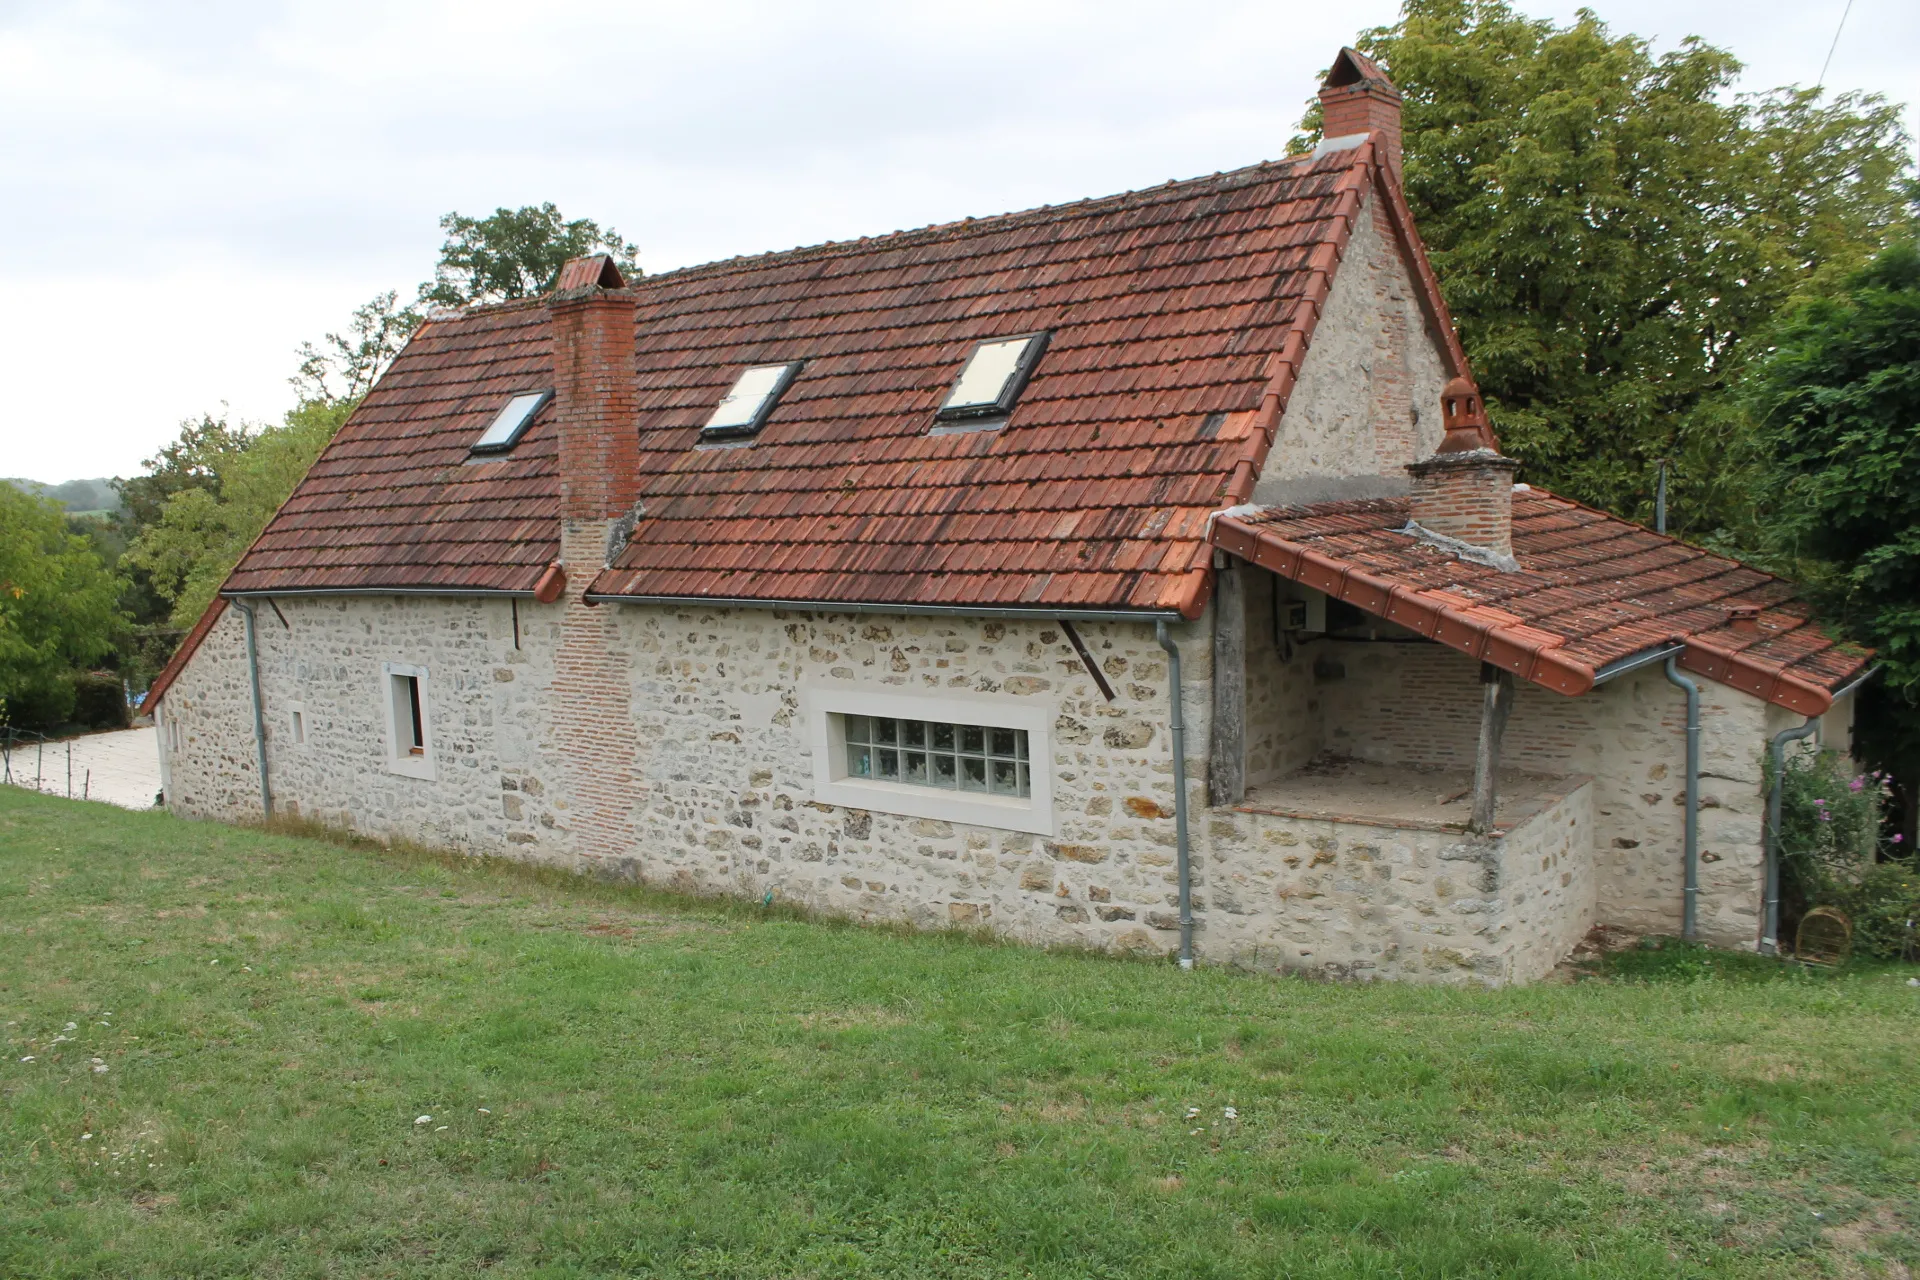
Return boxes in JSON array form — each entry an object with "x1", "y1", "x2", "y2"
[
  {"x1": 1592, "y1": 642, "x2": 1687, "y2": 686},
  {"x1": 231, "y1": 599, "x2": 272, "y2": 818},
  {"x1": 223, "y1": 587, "x2": 537, "y2": 600},
  {"x1": 1828, "y1": 663, "x2": 1882, "y2": 704},
  {"x1": 1155, "y1": 620, "x2": 1195, "y2": 970},
  {"x1": 585, "y1": 592, "x2": 1183, "y2": 625}
]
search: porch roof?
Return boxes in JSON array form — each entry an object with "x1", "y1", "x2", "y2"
[{"x1": 1212, "y1": 491, "x2": 1872, "y2": 715}]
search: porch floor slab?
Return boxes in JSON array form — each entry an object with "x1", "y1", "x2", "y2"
[{"x1": 1236, "y1": 755, "x2": 1586, "y2": 835}]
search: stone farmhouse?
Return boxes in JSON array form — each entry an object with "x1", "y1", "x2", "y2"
[{"x1": 148, "y1": 51, "x2": 1872, "y2": 984}]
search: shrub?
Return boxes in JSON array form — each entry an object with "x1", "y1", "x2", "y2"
[
  {"x1": 1827, "y1": 862, "x2": 1920, "y2": 961},
  {"x1": 68, "y1": 670, "x2": 129, "y2": 731},
  {"x1": 1775, "y1": 746, "x2": 1916, "y2": 960},
  {"x1": 1776, "y1": 748, "x2": 1890, "y2": 888}
]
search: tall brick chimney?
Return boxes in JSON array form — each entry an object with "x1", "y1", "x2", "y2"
[
  {"x1": 549, "y1": 254, "x2": 639, "y2": 575},
  {"x1": 1405, "y1": 377, "x2": 1520, "y2": 563},
  {"x1": 1319, "y1": 47, "x2": 1403, "y2": 185}
]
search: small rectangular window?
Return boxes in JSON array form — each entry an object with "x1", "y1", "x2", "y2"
[
  {"x1": 936, "y1": 333, "x2": 1049, "y2": 422},
  {"x1": 842, "y1": 714, "x2": 1030, "y2": 798},
  {"x1": 290, "y1": 706, "x2": 306, "y2": 745},
  {"x1": 470, "y1": 390, "x2": 553, "y2": 454},
  {"x1": 701, "y1": 361, "x2": 804, "y2": 441},
  {"x1": 382, "y1": 662, "x2": 434, "y2": 779}
]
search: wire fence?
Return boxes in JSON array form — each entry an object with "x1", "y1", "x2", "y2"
[{"x1": 1, "y1": 726, "x2": 95, "y2": 802}]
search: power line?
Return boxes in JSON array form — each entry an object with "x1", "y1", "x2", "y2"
[{"x1": 1817, "y1": 0, "x2": 1856, "y2": 89}]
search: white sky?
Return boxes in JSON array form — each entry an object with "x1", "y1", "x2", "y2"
[{"x1": 2, "y1": 0, "x2": 1914, "y2": 484}]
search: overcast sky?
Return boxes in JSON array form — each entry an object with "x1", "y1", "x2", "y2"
[{"x1": 2, "y1": 0, "x2": 1914, "y2": 484}]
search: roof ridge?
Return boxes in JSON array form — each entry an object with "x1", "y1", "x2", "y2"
[{"x1": 638, "y1": 153, "x2": 1334, "y2": 288}]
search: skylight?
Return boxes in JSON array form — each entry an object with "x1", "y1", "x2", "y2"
[
  {"x1": 936, "y1": 333, "x2": 1050, "y2": 422},
  {"x1": 701, "y1": 361, "x2": 804, "y2": 441},
  {"x1": 470, "y1": 390, "x2": 552, "y2": 455}
]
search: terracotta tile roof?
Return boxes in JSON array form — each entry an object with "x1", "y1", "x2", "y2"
[
  {"x1": 223, "y1": 302, "x2": 561, "y2": 596},
  {"x1": 584, "y1": 145, "x2": 1413, "y2": 613},
  {"x1": 219, "y1": 139, "x2": 1458, "y2": 617},
  {"x1": 1212, "y1": 493, "x2": 1873, "y2": 714}
]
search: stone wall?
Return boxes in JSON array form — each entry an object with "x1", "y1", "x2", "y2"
[
  {"x1": 160, "y1": 572, "x2": 1814, "y2": 971},
  {"x1": 1254, "y1": 190, "x2": 1451, "y2": 506},
  {"x1": 1283, "y1": 629, "x2": 1783, "y2": 947},
  {"x1": 1203, "y1": 781, "x2": 1592, "y2": 985},
  {"x1": 160, "y1": 592, "x2": 1220, "y2": 958}
]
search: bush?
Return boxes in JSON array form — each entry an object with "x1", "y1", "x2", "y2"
[
  {"x1": 68, "y1": 670, "x2": 129, "y2": 731},
  {"x1": 1775, "y1": 746, "x2": 1916, "y2": 961},
  {"x1": 1828, "y1": 862, "x2": 1920, "y2": 961},
  {"x1": 1776, "y1": 748, "x2": 1891, "y2": 888}
]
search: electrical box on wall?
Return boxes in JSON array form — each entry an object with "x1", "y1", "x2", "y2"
[{"x1": 1283, "y1": 589, "x2": 1327, "y2": 634}]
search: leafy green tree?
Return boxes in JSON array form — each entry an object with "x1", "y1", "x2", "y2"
[
  {"x1": 122, "y1": 399, "x2": 354, "y2": 629},
  {"x1": 0, "y1": 485, "x2": 123, "y2": 726},
  {"x1": 419, "y1": 203, "x2": 639, "y2": 307},
  {"x1": 1300, "y1": 0, "x2": 1915, "y2": 533},
  {"x1": 1748, "y1": 239, "x2": 1920, "y2": 836},
  {"x1": 292, "y1": 290, "x2": 422, "y2": 405},
  {"x1": 113, "y1": 412, "x2": 254, "y2": 533}
]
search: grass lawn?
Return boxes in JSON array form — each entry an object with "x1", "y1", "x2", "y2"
[{"x1": 2, "y1": 788, "x2": 1916, "y2": 1278}]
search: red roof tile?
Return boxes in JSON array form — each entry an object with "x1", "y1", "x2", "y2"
[
  {"x1": 223, "y1": 141, "x2": 1421, "y2": 614},
  {"x1": 1212, "y1": 493, "x2": 1873, "y2": 714}
]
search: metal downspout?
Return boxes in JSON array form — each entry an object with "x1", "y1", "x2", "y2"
[
  {"x1": 1763, "y1": 716, "x2": 1820, "y2": 955},
  {"x1": 1155, "y1": 619, "x2": 1194, "y2": 970},
  {"x1": 233, "y1": 599, "x2": 272, "y2": 818},
  {"x1": 1758, "y1": 663, "x2": 1880, "y2": 954},
  {"x1": 1663, "y1": 656, "x2": 1700, "y2": 940}
]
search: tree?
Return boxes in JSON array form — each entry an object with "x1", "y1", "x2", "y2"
[
  {"x1": 113, "y1": 412, "x2": 254, "y2": 534},
  {"x1": 1747, "y1": 239, "x2": 1920, "y2": 837},
  {"x1": 1299, "y1": 0, "x2": 1915, "y2": 534},
  {"x1": 121, "y1": 399, "x2": 354, "y2": 629},
  {"x1": 0, "y1": 485, "x2": 123, "y2": 726},
  {"x1": 419, "y1": 203, "x2": 640, "y2": 308},
  {"x1": 292, "y1": 290, "x2": 421, "y2": 405}
]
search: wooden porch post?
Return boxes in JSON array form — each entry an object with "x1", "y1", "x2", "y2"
[
  {"x1": 1208, "y1": 558, "x2": 1246, "y2": 807},
  {"x1": 1468, "y1": 662, "x2": 1515, "y2": 834}
]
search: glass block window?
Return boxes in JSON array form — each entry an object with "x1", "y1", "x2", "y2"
[{"x1": 841, "y1": 714, "x2": 1030, "y2": 798}]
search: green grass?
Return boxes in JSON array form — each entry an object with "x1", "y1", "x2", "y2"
[{"x1": 2, "y1": 788, "x2": 1916, "y2": 1278}]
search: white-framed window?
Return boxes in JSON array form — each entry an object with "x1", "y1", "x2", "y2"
[
  {"x1": 381, "y1": 662, "x2": 435, "y2": 780},
  {"x1": 287, "y1": 702, "x2": 307, "y2": 746},
  {"x1": 808, "y1": 687, "x2": 1054, "y2": 835}
]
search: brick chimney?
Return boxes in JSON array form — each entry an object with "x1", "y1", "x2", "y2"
[
  {"x1": 1405, "y1": 377, "x2": 1520, "y2": 562},
  {"x1": 1319, "y1": 47, "x2": 1403, "y2": 185},
  {"x1": 548, "y1": 254, "x2": 639, "y2": 573}
]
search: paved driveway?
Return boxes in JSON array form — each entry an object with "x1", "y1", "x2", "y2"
[{"x1": 2, "y1": 727, "x2": 161, "y2": 810}]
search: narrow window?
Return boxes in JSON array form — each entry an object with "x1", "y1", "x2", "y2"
[
  {"x1": 290, "y1": 708, "x2": 306, "y2": 744},
  {"x1": 841, "y1": 714, "x2": 1030, "y2": 798},
  {"x1": 701, "y1": 361, "x2": 804, "y2": 441},
  {"x1": 403, "y1": 677, "x2": 424, "y2": 754},
  {"x1": 936, "y1": 333, "x2": 1049, "y2": 422},
  {"x1": 470, "y1": 390, "x2": 553, "y2": 455}
]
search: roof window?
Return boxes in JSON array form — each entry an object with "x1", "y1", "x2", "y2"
[
  {"x1": 701, "y1": 361, "x2": 803, "y2": 441},
  {"x1": 470, "y1": 390, "x2": 552, "y2": 455},
  {"x1": 936, "y1": 333, "x2": 1049, "y2": 422}
]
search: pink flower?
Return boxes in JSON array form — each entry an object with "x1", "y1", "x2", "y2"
[
  {"x1": 1896, "y1": 834, "x2": 1906, "y2": 845},
  {"x1": 1850, "y1": 777, "x2": 1865, "y2": 792},
  {"x1": 1814, "y1": 798, "x2": 1826, "y2": 806}
]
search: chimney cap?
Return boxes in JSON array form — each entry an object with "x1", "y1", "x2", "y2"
[
  {"x1": 553, "y1": 254, "x2": 627, "y2": 293},
  {"x1": 1437, "y1": 376, "x2": 1498, "y2": 454},
  {"x1": 1322, "y1": 47, "x2": 1398, "y2": 95}
]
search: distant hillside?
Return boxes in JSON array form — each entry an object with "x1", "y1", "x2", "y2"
[{"x1": 3, "y1": 477, "x2": 121, "y2": 515}]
